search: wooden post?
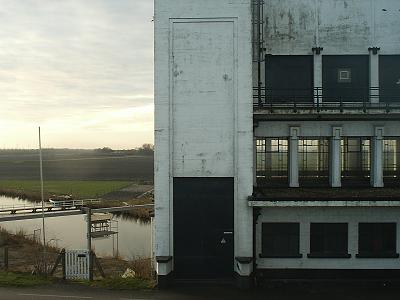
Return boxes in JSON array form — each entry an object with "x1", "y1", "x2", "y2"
[
  {"x1": 93, "y1": 254, "x2": 106, "y2": 278},
  {"x1": 89, "y1": 251, "x2": 94, "y2": 281},
  {"x1": 86, "y1": 208, "x2": 92, "y2": 281},
  {"x1": 50, "y1": 249, "x2": 65, "y2": 276},
  {"x1": 4, "y1": 247, "x2": 8, "y2": 271},
  {"x1": 62, "y1": 249, "x2": 66, "y2": 280}
]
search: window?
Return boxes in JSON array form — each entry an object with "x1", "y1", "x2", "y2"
[
  {"x1": 379, "y1": 55, "x2": 400, "y2": 103},
  {"x1": 256, "y1": 138, "x2": 288, "y2": 186},
  {"x1": 299, "y1": 139, "x2": 329, "y2": 183},
  {"x1": 261, "y1": 223, "x2": 301, "y2": 258},
  {"x1": 357, "y1": 223, "x2": 398, "y2": 258},
  {"x1": 383, "y1": 139, "x2": 400, "y2": 182},
  {"x1": 341, "y1": 137, "x2": 370, "y2": 183},
  {"x1": 323, "y1": 55, "x2": 369, "y2": 102},
  {"x1": 265, "y1": 55, "x2": 314, "y2": 103},
  {"x1": 308, "y1": 223, "x2": 350, "y2": 258}
]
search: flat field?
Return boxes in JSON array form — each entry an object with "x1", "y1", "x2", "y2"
[
  {"x1": 0, "y1": 180, "x2": 132, "y2": 199},
  {"x1": 0, "y1": 149, "x2": 153, "y2": 181}
]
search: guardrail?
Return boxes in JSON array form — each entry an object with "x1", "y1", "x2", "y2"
[
  {"x1": 253, "y1": 87, "x2": 400, "y2": 112},
  {"x1": 0, "y1": 199, "x2": 101, "y2": 214}
]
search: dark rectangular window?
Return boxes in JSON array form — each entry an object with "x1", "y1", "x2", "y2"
[
  {"x1": 323, "y1": 55, "x2": 369, "y2": 102},
  {"x1": 379, "y1": 55, "x2": 400, "y2": 103},
  {"x1": 261, "y1": 223, "x2": 301, "y2": 258},
  {"x1": 265, "y1": 55, "x2": 313, "y2": 103},
  {"x1": 308, "y1": 223, "x2": 350, "y2": 258},
  {"x1": 357, "y1": 223, "x2": 399, "y2": 258}
]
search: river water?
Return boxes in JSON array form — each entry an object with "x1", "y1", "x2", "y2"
[{"x1": 0, "y1": 195, "x2": 152, "y2": 259}]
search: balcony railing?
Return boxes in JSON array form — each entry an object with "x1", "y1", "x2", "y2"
[{"x1": 253, "y1": 87, "x2": 400, "y2": 112}]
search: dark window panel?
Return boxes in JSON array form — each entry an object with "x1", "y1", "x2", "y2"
[
  {"x1": 261, "y1": 223, "x2": 301, "y2": 257},
  {"x1": 309, "y1": 223, "x2": 349, "y2": 257},
  {"x1": 265, "y1": 55, "x2": 314, "y2": 103},
  {"x1": 322, "y1": 55, "x2": 369, "y2": 102},
  {"x1": 380, "y1": 55, "x2": 400, "y2": 103},
  {"x1": 358, "y1": 223, "x2": 397, "y2": 258}
]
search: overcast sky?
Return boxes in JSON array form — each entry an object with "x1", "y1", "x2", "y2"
[{"x1": 0, "y1": 0, "x2": 154, "y2": 149}]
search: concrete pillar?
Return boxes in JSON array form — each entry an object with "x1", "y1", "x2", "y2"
[
  {"x1": 369, "y1": 47, "x2": 380, "y2": 104},
  {"x1": 289, "y1": 127, "x2": 300, "y2": 188},
  {"x1": 370, "y1": 126, "x2": 384, "y2": 187},
  {"x1": 329, "y1": 127, "x2": 342, "y2": 187},
  {"x1": 253, "y1": 137, "x2": 257, "y2": 187},
  {"x1": 396, "y1": 139, "x2": 400, "y2": 175},
  {"x1": 312, "y1": 47, "x2": 323, "y2": 105},
  {"x1": 265, "y1": 138, "x2": 272, "y2": 180}
]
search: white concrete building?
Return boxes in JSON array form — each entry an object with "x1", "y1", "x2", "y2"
[{"x1": 154, "y1": 0, "x2": 400, "y2": 288}]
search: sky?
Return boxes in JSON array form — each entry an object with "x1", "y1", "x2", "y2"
[{"x1": 0, "y1": 0, "x2": 154, "y2": 149}]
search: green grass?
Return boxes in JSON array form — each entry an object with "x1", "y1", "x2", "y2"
[
  {"x1": 0, "y1": 180, "x2": 132, "y2": 200},
  {"x1": 84, "y1": 277, "x2": 155, "y2": 290},
  {"x1": 0, "y1": 272, "x2": 52, "y2": 287}
]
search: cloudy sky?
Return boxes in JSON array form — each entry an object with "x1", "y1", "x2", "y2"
[{"x1": 0, "y1": 0, "x2": 154, "y2": 149}]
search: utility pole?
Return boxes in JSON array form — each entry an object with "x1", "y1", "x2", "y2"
[
  {"x1": 38, "y1": 127, "x2": 47, "y2": 273},
  {"x1": 86, "y1": 207, "x2": 93, "y2": 280}
]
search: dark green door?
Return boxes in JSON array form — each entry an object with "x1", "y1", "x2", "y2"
[{"x1": 173, "y1": 177, "x2": 234, "y2": 278}]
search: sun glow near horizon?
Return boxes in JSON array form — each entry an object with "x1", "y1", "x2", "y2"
[{"x1": 0, "y1": 0, "x2": 154, "y2": 149}]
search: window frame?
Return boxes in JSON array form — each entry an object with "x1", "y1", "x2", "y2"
[
  {"x1": 308, "y1": 223, "x2": 351, "y2": 258},
  {"x1": 260, "y1": 222, "x2": 302, "y2": 258},
  {"x1": 357, "y1": 222, "x2": 399, "y2": 258}
]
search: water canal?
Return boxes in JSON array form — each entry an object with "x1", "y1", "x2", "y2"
[{"x1": 0, "y1": 195, "x2": 152, "y2": 259}]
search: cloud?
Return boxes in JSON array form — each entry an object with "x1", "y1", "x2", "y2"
[{"x1": 0, "y1": 0, "x2": 154, "y2": 148}]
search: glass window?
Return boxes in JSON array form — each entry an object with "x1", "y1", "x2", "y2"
[
  {"x1": 357, "y1": 223, "x2": 398, "y2": 258},
  {"x1": 309, "y1": 223, "x2": 349, "y2": 258},
  {"x1": 261, "y1": 223, "x2": 301, "y2": 258}
]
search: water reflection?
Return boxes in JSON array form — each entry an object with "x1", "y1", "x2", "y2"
[{"x1": 0, "y1": 196, "x2": 152, "y2": 259}]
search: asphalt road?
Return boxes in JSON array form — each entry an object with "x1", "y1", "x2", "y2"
[{"x1": 2, "y1": 283, "x2": 400, "y2": 300}]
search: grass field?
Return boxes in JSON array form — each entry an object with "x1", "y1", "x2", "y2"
[
  {"x1": 0, "y1": 180, "x2": 133, "y2": 200},
  {"x1": 0, "y1": 149, "x2": 154, "y2": 181}
]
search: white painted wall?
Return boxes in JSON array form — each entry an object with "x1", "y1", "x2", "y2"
[
  {"x1": 255, "y1": 120, "x2": 400, "y2": 138},
  {"x1": 154, "y1": 0, "x2": 253, "y2": 276},
  {"x1": 264, "y1": 0, "x2": 400, "y2": 55},
  {"x1": 257, "y1": 206, "x2": 400, "y2": 269}
]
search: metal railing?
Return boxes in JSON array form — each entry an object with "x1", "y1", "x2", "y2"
[{"x1": 253, "y1": 87, "x2": 400, "y2": 112}]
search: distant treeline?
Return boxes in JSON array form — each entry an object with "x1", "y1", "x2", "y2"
[
  {"x1": 94, "y1": 143, "x2": 154, "y2": 156},
  {"x1": 0, "y1": 143, "x2": 154, "y2": 157}
]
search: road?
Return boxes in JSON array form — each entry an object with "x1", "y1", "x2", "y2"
[{"x1": 1, "y1": 283, "x2": 400, "y2": 300}]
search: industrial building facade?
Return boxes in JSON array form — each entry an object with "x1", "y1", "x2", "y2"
[{"x1": 154, "y1": 0, "x2": 400, "y2": 287}]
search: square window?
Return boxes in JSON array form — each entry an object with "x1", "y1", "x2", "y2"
[
  {"x1": 309, "y1": 223, "x2": 349, "y2": 258},
  {"x1": 261, "y1": 223, "x2": 301, "y2": 258},
  {"x1": 357, "y1": 223, "x2": 398, "y2": 258},
  {"x1": 338, "y1": 68, "x2": 352, "y2": 83}
]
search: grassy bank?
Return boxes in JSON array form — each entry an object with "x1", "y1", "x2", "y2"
[
  {"x1": 0, "y1": 180, "x2": 132, "y2": 201},
  {"x1": 0, "y1": 228, "x2": 155, "y2": 289},
  {"x1": 0, "y1": 271, "x2": 52, "y2": 287}
]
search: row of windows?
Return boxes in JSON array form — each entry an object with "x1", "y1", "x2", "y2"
[
  {"x1": 256, "y1": 138, "x2": 400, "y2": 186},
  {"x1": 261, "y1": 222, "x2": 398, "y2": 259},
  {"x1": 263, "y1": 55, "x2": 400, "y2": 103}
]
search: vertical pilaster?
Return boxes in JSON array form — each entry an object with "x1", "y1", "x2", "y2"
[
  {"x1": 368, "y1": 47, "x2": 380, "y2": 104},
  {"x1": 253, "y1": 137, "x2": 257, "y2": 187},
  {"x1": 289, "y1": 127, "x2": 300, "y2": 188},
  {"x1": 329, "y1": 127, "x2": 342, "y2": 187},
  {"x1": 265, "y1": 138, "x2": 272, "y2": 180},
  {"x1": 371, "y1": 126, "x2": 384, "y2": 187},
  {"x1": 396, "y1": 139, "x2": 400, "y2": 176},
  {"x1": 312, "y1": 47, "x2": 323, "y2": 105}
]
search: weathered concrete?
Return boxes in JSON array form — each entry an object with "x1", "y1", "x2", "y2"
[
  {"x1": 154, "y1": 0, "x2": 253, "y2": 279},
  {"x1": 329, "y1": 127, "x2": 342, "y2": 187},
  {"x1": 256, "y1": 206, "x2": 400, "y2": 270},
  {"x1": 264, "y1": 0, "x2": 400, "y2": 55}
]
